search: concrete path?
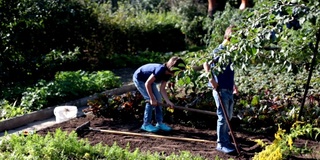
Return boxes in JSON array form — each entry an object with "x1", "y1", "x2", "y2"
[
  {"x1": 0, "y1": 84, "x2": 135, "y2": 139},
  {"x1": 0, "y1": 106, "x2": 87, "y2": 137}
]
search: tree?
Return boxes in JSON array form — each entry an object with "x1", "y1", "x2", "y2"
[{"x1": 228, "y1": 0, "x2": 320, "y2": 121}]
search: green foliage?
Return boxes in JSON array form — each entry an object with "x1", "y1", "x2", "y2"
[
  {"x1": 169, "y1": 0, "x2": 207, "y2": 46},
  {"x1": 20, "y1": 80, "x2": 53, "y2": 111},
  {"x1": 174, "y1": 0, "x2": 320, "y2": 132},
  {"x1": 253, "y1": 121, "x2": 320, "y2": 160},
  {"x1": 1, "y1": 0, "x2": 195, "y2": 87},
  {"x1": 0, "y1": 129, "x2": 106, "y2": 159},
  {"x1": 174, "y1": 50, "x2": 209, "y2": 93},
  {"x1": 177, "y1": 67, "x2": 207, "y2": 95},
  {"x1": 43, "y1": 47, "x2": 81, "y2": 70},
  {"x1": 203, "y1": 4, "x2": 242, "y2": 47},
  {"x1": 230, "y1": 0, "x2": 320, "y2": 71},
  {"x1": 176, "y1": 48, "x2": 320, "y2": 131},
  {"x1": 1, "y1": 0, "x2": 320, "y2": 158},
  {"x1": 0, "y1": 100, "x2": 29, "y2": 121},
  {"x1": 19, "y1": 70, "x2": 121, "y2": 111},
  {"x1": 1, "y1": 84, "x2": 29, "y2": 102},
  {"x1": 94, "y1": 5, "x2": 186, "y2": 56},
  {"x1": 0, "y1": 129, "x2": 208, "y2": 159},
  {"x1": 251, "y1": 95, "x2": 260, "y2": 107},
  {"x1": 107, "y1": 51, "x2": 169, "y2": 68},
  {"x1": 232, "y1": 64, "x2": 320, "y2": 132},
  {"x1": 54, "y1": 70, "x2": 121, "y2": 95},
  {"x1": 0, "y1": 0, "x2": 99, "y2": 86}
]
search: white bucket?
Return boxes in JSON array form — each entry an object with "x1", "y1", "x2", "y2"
[{"x1": 53, "y1": 106, "x2": 78, "y2": 123}]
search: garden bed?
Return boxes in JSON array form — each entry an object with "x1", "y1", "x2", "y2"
[
  {"x1": 37, "y1": 112, "x2": 320, "y2": 159},
  {"x1": 34, "y1": 67, "x2": 320, "y2": 159}
]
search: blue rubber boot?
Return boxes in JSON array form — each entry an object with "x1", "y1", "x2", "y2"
[
  {"x1": 156, "y1": 123, "x2": 172, "y2": 132},
  {"x1": 216, "y1": 143, "x2": 235, "y2": 154},
  {"x1": 141, "y1": 124, "x2": 159, "y2": 133}
]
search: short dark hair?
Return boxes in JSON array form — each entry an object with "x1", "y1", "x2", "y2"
[{"x1": 165, "y1": 56, "x2": 186, "y2": 72}]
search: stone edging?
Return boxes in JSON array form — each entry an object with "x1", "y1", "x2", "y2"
[{"x1": 0, "y1": 84, "x2": 136, "y2": 132}]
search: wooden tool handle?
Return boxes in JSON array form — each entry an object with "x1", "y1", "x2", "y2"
[
  {"x1": 216, "y1": 91, "x2": 241, "y2": 155},
  {"x1": 147, "y1": 101, "x2": 217, "y2": 116},
  {"x1": 90, "y1": 128, "x2": 215, "y2": 144},
  {"x1": 171, "y1": 105, "x2": 217, "y2": 116}
]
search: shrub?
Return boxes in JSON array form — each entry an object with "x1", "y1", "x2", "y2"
[{"x1": 19, "y1": 70, "x2": 121, "y2": 111}]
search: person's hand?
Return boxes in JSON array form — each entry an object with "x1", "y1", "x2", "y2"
[
  {"x1": 167, "y1": 101, "x2": 175, "y2": 109},
  {"x1": 149, "y1": 99, "x2": 158, "y2": 106},
  {"x1": 209, "y1": 79, "x2": 219, "y2": 90},
  {"x1": 233, "y1": 85, "x2": 239, "y2": 96}
]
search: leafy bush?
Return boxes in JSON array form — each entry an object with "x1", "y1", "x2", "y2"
[
  {"x1": 0, "y1": 0, "x2": 193, "y2": 88},
  {"x1": 0, "y1": 0, "x2": 99, "y2": 85},
  {"x1": 95, "y1": 5, "x2": 186, "y2": 53},
  {"x1": 174, "y1": 50, "x2": 320, "y2": 132},
  {"x1": 174, "y1": 0, "x2": 320, "y2": 132},
  {"x1": 107, "y1": 51, "x2": 170, "y2": 69},
  {"x1": 234, "y1": 64, "x2": 320, "y2": 131},
  {"x1": 19, "y1": 70, "x2": 121, "y2": 111},
  {"x1": 253, "y1": 122, "x2": 320, "y2": 160},
  {"x1": 0, "y1": 100, "x2": 29, "y2": 120}
]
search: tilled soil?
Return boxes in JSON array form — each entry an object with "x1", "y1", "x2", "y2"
[
  {"x1": 37, "y1": 68, "x2": 320, "y2": 159},
  {"x1": 36, "y1": 115, "x2": 320, "y2": 160},
  {"x1": 37, "y1": 116, "x2": 256, "y2": 159}
]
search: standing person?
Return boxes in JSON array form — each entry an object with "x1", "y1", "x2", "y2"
[
  {"x1": 203, "y1": 25, "x2": 239, "y2": 154},
  {"x1": 133, "y1": 56, "x2": 186, "y2": 133},
  {"x1": 208, "y1": 0, "x2": 249, "y2": 18}
]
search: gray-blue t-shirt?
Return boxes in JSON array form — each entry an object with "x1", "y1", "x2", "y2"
[{"x1": 133, "y1": 63, "x2": 171, "y2": 83}]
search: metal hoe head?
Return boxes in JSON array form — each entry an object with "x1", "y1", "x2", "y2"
[{"x1": 75, "y1": 121, "x2": 90, "y2": 134}]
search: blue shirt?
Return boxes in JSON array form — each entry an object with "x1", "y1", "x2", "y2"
[
  {"x1": 133, "y1": 63, "x2": 171, "y2": 83},
  {"x1": 209, "y1": 44, "x2": 235, "y2": 91}
]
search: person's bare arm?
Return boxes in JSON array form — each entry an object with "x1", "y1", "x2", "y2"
[
  {"x1": 160, "y1": 81, "x2": 174, "y2": 108},
  {"x1": 203, "y1": 61, "x2": 210, "y2": 72},
  {"x1": 203, "y1": 61, "x2": 218, "y2": 89}
]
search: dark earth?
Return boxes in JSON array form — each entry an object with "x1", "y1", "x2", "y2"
[
  {"x1": 37, "y1": 115, "x2": 320, "y2": 160},
  {"x1": 36, "y1": 68, "x2": 320, "y2": 160}
]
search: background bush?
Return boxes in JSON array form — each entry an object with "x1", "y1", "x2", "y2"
[{"x1": 1, "y1": 0, "x2": 209, "y2": 89}]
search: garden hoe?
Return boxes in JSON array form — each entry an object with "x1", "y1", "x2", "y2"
[
  {"x1": 75, "y1": 121, "x2": 216, "y2": 144},
  {"x1": 216, "y1": 91, "x2": 241, "y2": 155},
  {"x1": 147, "y1": 100, "x2": 220, "y2": 116},
  {"x1": 147, "y1": 100, "x2": 238, "y2": 119},
  {"x1": 153, "y1": 100, "x2": 241, "y2": 155}
]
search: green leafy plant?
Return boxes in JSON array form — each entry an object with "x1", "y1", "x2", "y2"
[
  {"x1": 0, "y1": 100, "x2": 29, "y2": 121},
  {"x1": 234, "y1": 64, "x2": 320, "y2": 132},
  {"x1": 19, "y1": 70, "x2": 121, "y2": 112},
  {"x1": 253, "y1": 121, "x2": 320, "y2": 160},
  {"x1": 0, "y1": 129, "x2": 208, "y2": 159}
]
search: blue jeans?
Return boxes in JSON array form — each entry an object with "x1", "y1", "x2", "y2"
[
  {"x1": 212, "y1": 89, "x2": 234, "y2": 145},
  {"x1": 133, "y1": 78, "x2": 163, "y2": 126}
]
